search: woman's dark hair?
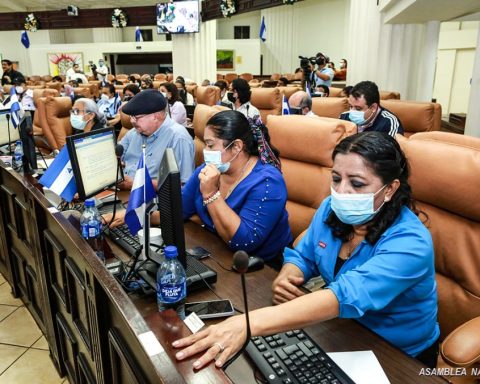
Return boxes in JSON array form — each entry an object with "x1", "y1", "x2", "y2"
[
  {"x1": 341, "y1": 58, "x2": 348, "y2": 67},
  {"x1": 52, "y1": 75, "x2": 63, "y2": 82},
  {"x1": 141, "y1": 78, "x2": 153, "y2": 89},
  {"x1": 231, "y1": 78, "x2": 251, "y2": 105},
  {"x1": 102, "y1": 83, "x2": 116, "y2": 95},
  {"x1": 161, "y1": 82, "x2": 180, "y2": 104},
  {"x1": 123, "y1": 83, "x2": 140, "y2": 96},
  {"x1": 326, "y1": 132, "x2": 415, "y2": 244},
  {"x1": 278, "y1": 77, "x2": 289, "y2": 86},
  {"x1": 317, "y1": 84, "x2": 330, "y2": 96},
  {"x1": 174, "y1": 80, "x2": 187, "y2": 104},
  {"x1": 206, "y1": 110, "x2": 279, "y2": 160}
]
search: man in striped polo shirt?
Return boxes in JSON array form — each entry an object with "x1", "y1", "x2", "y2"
[{"x1": 339, "y1": 81, "x2": 403, "y2": 137}]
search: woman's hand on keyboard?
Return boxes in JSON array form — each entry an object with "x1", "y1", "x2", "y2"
[
  {"x1": 173, "y1": 315, "x2": 246, "y2": 369},
  {"x1": 101, "y1": 210, "x2": 127, "y2": 228}
]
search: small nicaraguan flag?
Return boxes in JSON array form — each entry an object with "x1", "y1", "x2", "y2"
[
  {"x1": 124, "y1": 152, "x2": 156, "y2": 235},
  {"x1": 21, "y1": 30, "x2": 30, "y2": 49},
  {"x1": 9, "y1": 87, "x2": 21, "y2": 129},
  {"x1": 305, "y1": 83, "x2": 311, "y2": 97},
  {"x1": 259, "y1": 16, "x2": 266, "y2": 42},
  {"x1": 39, "y1": 146, "x2": 77, "y2": 202},
  {"x1": 281, "y1": 95, "x2": 290, "y2": 115},
  {"x1": 135, "y1": 27, "x2": 143, "y2": 42}
]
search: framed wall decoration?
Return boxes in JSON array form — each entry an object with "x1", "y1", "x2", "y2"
[
  {"x1": 216, "y1": 50, "x2": 235, "y2": 71},
  {"x1": 48, "y1": 52, "x2": 84, "y2": 76}
]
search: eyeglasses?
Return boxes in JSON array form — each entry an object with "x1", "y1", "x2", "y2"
[
  {"x1": 130, "y1": 114, "x2": 150, "y2": 122},
  {"x1": 70, "y1": 108, "x2": 86, "y2": 115}
]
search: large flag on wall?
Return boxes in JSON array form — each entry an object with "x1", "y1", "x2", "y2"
[
  {"x1": 124, "y1": 151, "x2": 156, "y2": 235},
  {"x1": 259, "y1": 16, "x2": 266, "y2": 42},
  {"x1": 39, "y1": 146, "x2": 77, "y2": 202},
  {"x1": 21, "y1": 30, "x2": 30, "y2": 49}
]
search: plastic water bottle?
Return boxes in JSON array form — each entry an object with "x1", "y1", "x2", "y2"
[
  {"x1": 80, "y1": 198, "x2": 105, "y2": 262},
  {"x1": 13, "y1": 140, "x2": 23, "y2": 170},
  {"x1": 157, "y1": 246, "x2": 186, "y2": 319}
]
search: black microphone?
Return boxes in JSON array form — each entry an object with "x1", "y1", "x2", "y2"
[
  {"x1": 6, "y1": 113, "x2": 10, "y2": 121},
  {"x1": 223, "y1": 250, "x2": 252, "y2": 370},
  {"x1": 115, "y1": 143, "x2": 125, "y2": 181},
  {"x1": 115, "y1": 143, "x2": 124, "y2": 158}
]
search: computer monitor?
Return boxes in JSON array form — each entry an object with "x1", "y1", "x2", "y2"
[
  {"x1": 0, "y1": 112, "x2": 20, "y2": 146},
  {"x1": 66, "y1": 127, "x2": 120, "y2": 200},
  {"x1": 157, "y1": 148, "x2": 187, "y2": 269},
  {"x1": 156, "y1": 1, "x2": 200, "y2": 34}
]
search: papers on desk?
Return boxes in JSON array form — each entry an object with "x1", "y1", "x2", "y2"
[
  {"x1": 37, "y1": 157, "x2": 54, "y2": 169},
  {"x1": 327, "y1": 351, "x2": 390, "y2": 384}
]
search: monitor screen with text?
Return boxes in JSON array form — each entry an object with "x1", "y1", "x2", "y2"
[{"x1": 66, "y1": 128, "x2": 119, "y2": 199}]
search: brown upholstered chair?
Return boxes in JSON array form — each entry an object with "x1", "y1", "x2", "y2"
[
  {"x1": 27, "y1": 85, "x2": 46, "y2": 90},
  {"x1": 186, "y1": 84, "x2": 198, "y2": 100},
  {"x1": 277, "y1": 86, "x2": 302, "y2": 100},
  {"x1": 78, "y1": 83, "x2": 99, "y2": 98},
  {"x1": 45, "y1": 82, "x2": 62, "y2": 92},
  {"x1": 152, "y1": 81, "x2": 161, "y2": 89},
  {"x1": 115, "y1": 74, "x2": 128, "y2": 82},
  {"x1": 270, "y1": 73, "x2": 281, "y2": 81},
  {"x1": 249, "y1": 81, "x2": 261, "y2": 88},
  {"x1": 224, "y1": 73, "x2": 238, "y2": 84},
  {"x1": 282, "y1": 73, "x2": 295, "y2": 81},
  {"x1": 32, "y1": 97, "x2": 53, "y2": 152},
  {"x1": 250, "y1": 88, "x2": 282, "y2": 123},
  {"x1": 154, "y1": 73, "x2": 167, "y2": 81},
  {"x1": 382, "y1": 100, "x2": 441, "y2": 138},
  {"x1": 311, "y1": 97, "x2": 349, "y2": 118},
  {"x1": 28, "y1": 75, "x2": 42, "y2": 83},
  {"x1": 73, "y1": 87, "x2": 92, "y2": 99},
  {"x1": 117, "y1": 110, "x2": 133, "y2": 141},
  {"x1": 106, "y1": 74, "x2": 115, "y2": 83},
  {"x1": 195, "y1": 86, "x2": 221, "y2": 106},
  {"x1": 379, "y1": 91, "x2": 401, "y2": 100},
  {"x1": 266, "y1": 115, "x2": 357, "y2": 238},
  {"x1": 44, "y1": 96, "x2": 73, "y2": 150},
  {"x1": 239, "y1": 73, "x2": 253, "y2": 82},
  {"x1": 216, "y1": 74, "x2": 224, "y2": 81},
  {"x1": 398, "y1": 132, "x2": 480, "y2": 383},
  {"x1": 328, "y1": 87, "x2": 343, "y2": 97},
  {"x1": 32, "y1": 88, "x2": 58, "y2": 106},
  {"x1": 41, "y1": 75, "x2": 52, "y2": 82}
]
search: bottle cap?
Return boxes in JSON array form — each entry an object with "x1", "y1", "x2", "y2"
[
  {"x1": 164, "y1": 245, "x2": 178, "y2": 259},
  {"x1": 84, "y1": 198, "x2": 95, "y2": 207},
  {"x1": 16, "y1": 140, "x2": 22, "y2": 145}
]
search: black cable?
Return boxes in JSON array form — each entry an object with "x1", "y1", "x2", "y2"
[{"x1": 206, "y1": 254, "x2": 233, "y2": 272}]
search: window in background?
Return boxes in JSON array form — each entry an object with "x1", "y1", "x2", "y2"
[{"x1": 234, "y1": 26, "x2": 250, "y2": 39}]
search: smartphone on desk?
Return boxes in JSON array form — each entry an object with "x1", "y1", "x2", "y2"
[
  {"x1": 186, "y1": 246, "x2": 211, "y2": 260},
  {"x1": 185, "y1": 299, "x2": 235, "y2": 319}
]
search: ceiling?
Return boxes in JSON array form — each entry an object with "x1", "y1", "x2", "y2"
[{"x1": 0, "y1": 0, "x2": 159, "y2": 13}]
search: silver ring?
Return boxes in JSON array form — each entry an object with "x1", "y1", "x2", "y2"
[{"x1": 213, "y1": 342, "x2": 225, "y2": 353}]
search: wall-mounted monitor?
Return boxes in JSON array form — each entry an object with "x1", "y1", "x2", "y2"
[{"x1": 156, "y1": 1, "x2": 200, "y2": 34}]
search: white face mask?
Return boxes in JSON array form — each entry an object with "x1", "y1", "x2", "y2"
[
  {"x1": 16, "y1": 86, "x2": 24, "y2": 94},
  {"x1": 101, "y1": 94, "x2": 109, "y2": 101},
  {"x1": 202, "y1": 141, "x2": 238, "y2": 173},
  {"x1": 160, "y1": 91, "x2": 167, "y2": 98}
]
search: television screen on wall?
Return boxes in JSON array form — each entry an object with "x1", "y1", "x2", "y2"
[{"x1": 156, "y1": 1, "x2": 200, "y2": 34}]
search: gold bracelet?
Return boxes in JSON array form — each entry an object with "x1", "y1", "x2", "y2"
[{"x1": 203, "y1": 191, "x2": 221, "y2": 206}]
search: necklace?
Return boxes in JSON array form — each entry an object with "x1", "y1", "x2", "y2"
[
  {"x1": 223, "y1": 156, "x2": 252, "y2": 199},
  {"x1": 343, "y1": 234, "x2": 364, "y2": 260}
]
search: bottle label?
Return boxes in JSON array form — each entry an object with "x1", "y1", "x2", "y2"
[
  {"x1": 81, "y1": 223, "x2": 100, "y2": 239},
  {"x1": 158, "y1": 281, "x2": 186, "y2": 304}
]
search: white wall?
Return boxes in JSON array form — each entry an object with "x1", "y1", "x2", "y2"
[
  {"x1": 217, "y1": 11, "x2": 261, "y2": 40},
  {"x1": 433, "y1": 21, "x2": 479, "y2": 116},
  {"x1": 217, "y1": 39, "x2": 261, "y2": 75}
]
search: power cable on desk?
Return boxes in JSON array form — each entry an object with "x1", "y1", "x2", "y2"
[{"x1": 206, "y1": 253, "x2": 233, "y2": 272}]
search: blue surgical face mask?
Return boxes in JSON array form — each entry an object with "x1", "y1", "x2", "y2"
[
  {"x1": 70, "y1": 114, "x2": 88, "y2": 130},
  {"x1": 330, "y1": 185, "x2": 387, "y2": 225},
  {"x1": 203, "y1": 141, "x2": 238, "y2": 173},
  {"x1": 349, "y1": 110, "x2": 366, "y2": 125}
]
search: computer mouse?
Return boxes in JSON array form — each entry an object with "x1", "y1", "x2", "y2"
[{"x1": 247, "y1": 256, "x2": 265, "y2": 272}]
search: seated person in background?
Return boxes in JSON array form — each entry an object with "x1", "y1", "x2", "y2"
[
  {"x1": 70, "y1": 98, "x2": 107, "y2": 134},
  {"x1": 173, "y1": 132, "x2": 440, "y2": 370},
  {"x1": 201, "y1": 79, "x2": 211, "y2": 86},
  {"x1": 60, "y1": 83, "x2": 75, "y2": 100},
  {"x1": 128, "y1": 75, "x2": 141, "y2": 87},
  {"x1": 228, "y1": 78, "x2": 260, "y2": 120},
  {"x1": 277, "y1": 77, "x2": 289, "y2": 87},
  {"x1": 175, "y1": 79, "x2": 195, "y2": 106},
  {"x1": 327, "y1": 61, "x2": 335, "y2": 70},
  {"x1": 160, "y1": 82, "x2": 187, "y2": 127},
  {"x1": 334, "y1": 58, "x2": 347, "y2": 81},
  {"x1": 340, "y1": 81, "x2": 403, "y2": 137},
  {"x1": 214, "y1": 80, "x2": 233, "y2": 108},
  {"x1": 339, "y1": 85, "x2": 352, "y2": 98},
  {"x1": 313, "y1": 84, "x2": 329, "y2": 97},
  {"x1": 113, "y1": 79, "x2": 123, "y2": 86},
  {"x1": 288, "y1": 91, "x2": 316, "y2": 117},
  {"x1": 106, "y1": 110, "x2": 292, "y2": 267},
  {"x1": 122, "y1": 84, "x2": 140, "y2": 102},
  {"x1": 51, "y1": 75, "x2": 63, "y2": 82},
  {"x1": 118, "y1": 89, "x2": 194, "y2": 189},
  {"x1": 97, "y1": 83, "x2": 122, "y2": 129},
  {"x1": 140, "y1": 78, "x2": 154, "y2": 90}
]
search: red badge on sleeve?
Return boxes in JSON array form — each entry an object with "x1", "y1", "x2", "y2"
[{"x1": 318, "y1": 241, "x2": 327, "y2": 249}]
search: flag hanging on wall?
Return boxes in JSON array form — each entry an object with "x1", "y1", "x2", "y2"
[
  {"x1": 135, "y1": 27, "x2": 143, "y2": 42},
  {"x1": 21, "y1": 30, "x2": 30, "y2": 48},
  {"x1": 259, "y1": 16, "x2": 266, "y2": 42}
]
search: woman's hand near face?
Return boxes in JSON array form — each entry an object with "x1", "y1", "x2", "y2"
[
  {"x1": 173, "y1": 315, "x2": 246, "y2": 369},
  {"x1": 198, "y1": 164, "x2": 220, "y2": 199},
  {"x1": 272, "y1": 263, "x2": 306, "y2": 305}
]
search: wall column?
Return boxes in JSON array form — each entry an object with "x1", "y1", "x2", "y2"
[
  {"x1": 171, "y1": 19, "x2": 217, "y2": 83},
  {"x1": 346, "y1": 0, "x2": 440, "y2": 101},
  {"x1": 465, "y1": 27, "x2": 480, "y2": 137}
]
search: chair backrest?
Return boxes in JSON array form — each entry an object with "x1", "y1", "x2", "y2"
[
  {"x1": 116, "y1": 74, "x2": 128, "y2": 81},
  {"x1": 239, "y1": 73, "x2": 253, "y2": 82},
  {"x1": 382, "y1": 99, "x2": 442, "y2": 137},
  {"x1": 398, "y1": 132, "x2": 480, "y2": 339},
  {"x1": 270, "y1": 73, "x2": 281, "y2": 81},
  {"x1": 192, "y1": 104, "x2": 229, "y2": 167},
  {"x1": 45, "y1": 82, "x2": 62, "y2": 92},
  {"x1": 266, "y1": 115, "x2": 357, "y2": 238},
  {"x1": 276, "y1": 86, "x2": 302, "y2": 100},
  {"x1": 329, "y1": 87, "x2": 343, "y2": 97},
  {"x1": 311, "y1": 97, "x2": 349, "y2": 118},
  {"x1": 117, "y1": 110, "x2": 133, "y2": 141},
  {"x1": 41, "y1": 75, "x2": 52, "y2": 82},
  {"x1": 186, "y1": 84, "x2": 198, "y2": 99},
  {"x1": 44, "y1": 96, "x2": 72, "y2": 149},
  {"x1": 250, "y1": 88, "x2": 282, "y2": 122},
  {"x1": 32, "y1": 97, "x2": 48, "y2": 136},
  {"x1": 130, "y1": 73, "x2": 141, "y2": 80},
  {"x1": 154, "y1": 73, "x2": 167, "y2": 81},
  {"x1": 224, "y1": 73, "x2": 238, "y2": 84},
  {"x1": 79, "y1": 83, "x2": 99, "y2": 98},
  {"x1": 195, "y1": 86, "x2": 221, "y2": 106},
  {"x1": 32, "y1": 88, "x2": 59, "y2": 106},
  {"x1": 379, "y1": 90, "x2": 401, "y2": 100},
  {"x1": 216, "y1": 74, "x2": 224, "y2": 81},
  {"x1": 73, "y1": 87, "x2": 92, "y2": 99},
  {"x1": 28, "y1": 75, "x2": 42, "y2": 83},
  {"x1": 106, "y1": 74, "x2": 115, "y2": 82}
]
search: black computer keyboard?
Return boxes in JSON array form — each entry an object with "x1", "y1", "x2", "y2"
[
  {"x1": 107, "y1": 224, "x2": 142, "y2": 257},
  {"x1": 246, "y1": 330, "x2": 355, "y2": 384}
]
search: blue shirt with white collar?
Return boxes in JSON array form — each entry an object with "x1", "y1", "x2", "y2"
[
  {"x1": 120, "y1": 116, "x2": 194, "y2": 183},
  {"x1": 284, "y1": 196, "x2": 440, "y2": 357}
]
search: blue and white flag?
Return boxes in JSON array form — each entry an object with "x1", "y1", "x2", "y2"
[
  {"x1": 306, "y1": 83, "x2": 311, "y2": 97},
  {"x1": 39, "y1": 146, "x2": 77, "y2": 202},
  {"x1": 124, "y1": 151, "x2": 156, "y2": 236},
  {"x1": 9, "y1": 87, "x2": 21, "y2": 129},
  {"x1": 21, "y1": 30, "x2": 30, "y2": 49},
  {"x1": 281, "y1": 95, "x2": 290, "y2": 115},
  {"x1": 135, "y1": 27, "x2": 143, "y2": 42},
  {"x1": 259, "y1": 16, "x2": 266, "y2": 42}
]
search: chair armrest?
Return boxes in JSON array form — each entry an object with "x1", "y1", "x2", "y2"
[{"x1": 441, "y1": 316, "x2": 480, "y2": 367}]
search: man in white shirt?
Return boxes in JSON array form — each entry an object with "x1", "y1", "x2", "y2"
[
  {"x1": 65, "y1": 64, "x2": 77, "y2": 82},
  {"x1": 96, "y1": 59, "x2": 109, "y2": 82},
  {"x1": 68, "y1": 64, "x2": 88, "y2": 84}
]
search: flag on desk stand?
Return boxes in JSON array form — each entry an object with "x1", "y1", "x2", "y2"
[
  {"x1": 135, "y1": 27, "x2": 143, "y2": 42},
  {"x1": 281, "y1": 94, "x2": 290, "y2": 115},
  {"x1": 9, "y1": 87, "x2": 21, "y2": 129},
  {"x1": 39, "y1": 146, "x2": 77, "y2": 202},
  {"x1": 21, "y1": 30, "x2": 30, "y2": 49},
  {"x1": 259, "y1": 16, "x2": 266, "y2": 42},
  {"x1": 305, "y1": 83, "x2": 311, "y2": 97},
  {"x1": 124, "y1": 147, "x2": 155, "y2": 236}
]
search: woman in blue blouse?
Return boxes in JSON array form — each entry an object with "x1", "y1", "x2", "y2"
[
  {"x1": 173, "y1": 132, "x2": 440, "y2": 370},
  {"x1": 183, "y1": 110, "x2": 292, "y2": 265}
]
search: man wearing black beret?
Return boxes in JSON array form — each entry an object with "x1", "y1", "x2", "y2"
[{"x1": 119, "y1": 89, "x2": 194, "y2": 190}]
